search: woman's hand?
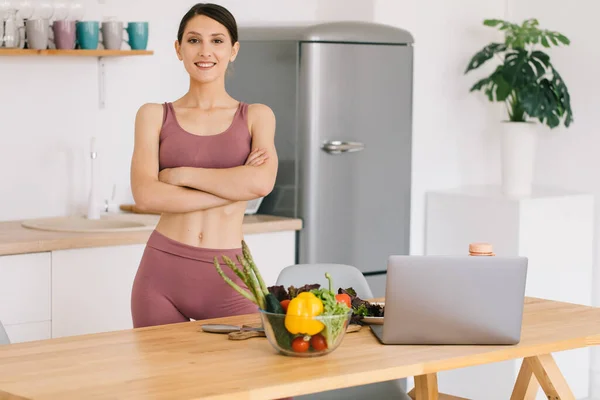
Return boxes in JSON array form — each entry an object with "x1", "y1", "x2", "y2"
[
  {"x1": 245, "y1": 148, "x2": 268, "y2": 167},
  {"x1": 158, "y1": 168, "x2": 184, "y2": 186}
]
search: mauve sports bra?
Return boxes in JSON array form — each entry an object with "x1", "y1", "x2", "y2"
[{"x1": 158, "y1": 102, "x2": 252, "y2": 171}]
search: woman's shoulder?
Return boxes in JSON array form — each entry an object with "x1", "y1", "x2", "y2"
[
  {"x1": 136, "y1": 102, "x2": 166, "y2": 120},
  {"x1": 136, "y1": 102, "x2": 173, "y2": 128},
  {"x1": 245, "y1": 103, "x2": 276, "y2": 138},
  {"x1": 246, "y1": 103, "x2": 275, "y2": 124}
]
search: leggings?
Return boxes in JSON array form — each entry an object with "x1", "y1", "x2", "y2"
[{"x1": 131, "y1": 230, "x2": 258, "y2": 328}]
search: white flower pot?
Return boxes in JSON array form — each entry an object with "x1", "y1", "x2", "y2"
[{"x1": 501, "y1": 121, "x2": 537, "y2": 198}]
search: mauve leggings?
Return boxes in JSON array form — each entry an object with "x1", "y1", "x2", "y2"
[{"x1": 131, "y1": 230, "x2": 258, "y2": 328}]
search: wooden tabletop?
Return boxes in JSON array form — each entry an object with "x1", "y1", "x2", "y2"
[
  {"x1": 0, "y1": 297, "x2": 599, "y2": 400},
  {"x1": 0, "y1": 214, "x2": 302, "y2": 256}
]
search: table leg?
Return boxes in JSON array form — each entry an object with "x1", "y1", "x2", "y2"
[
  {"x1": 413, "y1": 374, "x2": 439, "y2": 400},
  {"x1": 407, "y1": 374, "x2": 470, "y2": 400},
  {"x1": 510, "y1": 354, "x2": 576, "y2": 400},
  {"x1": 510, "y1": 357, "x2": 540, "y2": 400}
]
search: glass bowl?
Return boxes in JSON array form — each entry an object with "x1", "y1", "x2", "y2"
[{"x1": 259, "y1": 309, "x2": 353, "y2": 357}]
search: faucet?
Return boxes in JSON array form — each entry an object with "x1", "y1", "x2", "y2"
[{"x1": 87, "y1": 137, "x2": 101, "y2": 220}]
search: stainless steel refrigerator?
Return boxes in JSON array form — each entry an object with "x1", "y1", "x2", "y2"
[{"x1": 227, "y1": 22, "x2": 413, "y2": 297}]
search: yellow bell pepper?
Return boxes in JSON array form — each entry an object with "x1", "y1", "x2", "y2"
[{"x1": 284, "y1": 292, "x2": 324, "y2": 335}]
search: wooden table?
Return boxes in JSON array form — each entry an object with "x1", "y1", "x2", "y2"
[{"x1": 0, "y1": 297, "x2": 599, "y2": 400}]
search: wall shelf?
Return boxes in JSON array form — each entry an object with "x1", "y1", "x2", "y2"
[{"x1": 0, "y1": 49, "x2": 153, "y2": 57}]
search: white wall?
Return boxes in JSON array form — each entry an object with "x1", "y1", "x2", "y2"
[
  {"x1": 503, "y1": 0, "x2": 600, "y2": 209},
  {"x1": 374, "y1": 0, "x2": 509, "y2": 255},
  {"x1": 506, "y1": 0, "x2": 600, "y2": 295},
  {"x1": 373, "y1": 0, "x2": 600, "y2": 264}
]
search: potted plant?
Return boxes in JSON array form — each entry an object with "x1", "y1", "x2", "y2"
[{"x1": 465, "y1": 18, "x2": 573, "y2": 197}]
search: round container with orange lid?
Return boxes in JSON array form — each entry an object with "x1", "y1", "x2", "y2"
[{"x1": 469, "y1": 242, "x2": 495, "y2": 256}]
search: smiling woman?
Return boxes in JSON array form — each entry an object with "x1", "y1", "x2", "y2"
[
  {"x1": 175, "y1": 5, "x2": 239, "y2": 85},
  {"x1": 129, "y1": 3, "x2": 278, "y2": 330}
]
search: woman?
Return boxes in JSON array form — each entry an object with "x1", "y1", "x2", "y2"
[{"x1": 129, "y1": 3, "x2": 278, "y2": 328}]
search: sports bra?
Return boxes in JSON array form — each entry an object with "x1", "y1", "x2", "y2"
[{"x1": 158, "y1": 101, "x2": 252, "y2": 171}]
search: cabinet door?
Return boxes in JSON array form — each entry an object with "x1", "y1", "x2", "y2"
[
  {"x1": 243, "y1": 231, "x2": 296, "y2": 287},
  {"x1": 4, "y1": 321, "x2": 52, "y2": 344},
  {"x1": 51, "y1": 244, "x2": 145, "y2": 338},
  {"x1": 0, "y1": 252, "x2": 51, "y2": 326}
]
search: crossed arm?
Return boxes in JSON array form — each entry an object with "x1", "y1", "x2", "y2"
[
  {"x1": 130, "y1": 103, "x2": 277, "y2": 214},
  {"x1": 158, "y1": 104, "x2": 277, "y2": 202}
]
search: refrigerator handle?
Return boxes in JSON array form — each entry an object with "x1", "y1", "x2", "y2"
[{"x1": 321, "y1": 140, "x2": 365, "y2": 155}]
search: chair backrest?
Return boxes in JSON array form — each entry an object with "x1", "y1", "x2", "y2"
[
  {"x1": 0, "y1": 321, "x2": 10, "y2": 345},
  {"x1": 276, "y1": 263, "x2": 374, "y2": 299}
]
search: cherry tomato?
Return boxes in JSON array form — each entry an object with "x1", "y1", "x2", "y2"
[
  {"x1": 291, "y1": 336, "x2": 310, "y2": 352},
  {"x1": 335, "y1": 293, "x2": 352, "y2": 308},
  {"x1": 280, "y1": 299, "x2": 291, "y2": 312},
  {"x1": 310, "y1": 334, "x2": 328, "y2": 351}
]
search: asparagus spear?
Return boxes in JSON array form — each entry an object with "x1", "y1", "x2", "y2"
[
  {"x1": 222, "y1": 255, "x2": 249, "y2": 287},
  {"x1": 237, "y1": 254, "x2": 252, "y2": 282},
  {"x1": 239, "y1": 255, "x2": 261, "y2": 304},
  {"x1": 213, "y1": 257, "x2": 258, "y2": 305},
  {"x1": 237, "y1": 254, "x2": 265, "y2": 310},
  {"x1": 227, "y1": 254, "x2": 261, "y2": 307},
  {"x1": 242, "y1": 240, "x2": 285, "y2": 314},
  {"x1": 242, "y1": 240, "x2": 268, "y2": 294},
  {"x1": 237, "y1": 255, "x2": 255, "y2": 288}
]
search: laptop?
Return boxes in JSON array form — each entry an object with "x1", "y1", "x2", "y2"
[{"x1": 370, "y1": 255, "x2": 528, "y2": 345}]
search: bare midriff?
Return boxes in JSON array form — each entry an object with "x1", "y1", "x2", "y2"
[{"x1": 155, "y1": 201, "x2": 247, "y2": 249}]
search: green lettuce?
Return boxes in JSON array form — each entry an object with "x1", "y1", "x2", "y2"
[{"x1": 310, "y1": 287, "x2": 351, "y2": 348}]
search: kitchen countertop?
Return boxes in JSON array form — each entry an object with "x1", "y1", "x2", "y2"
[{"x1": 0, "y1": 214, "x2": 302, "y2": 256}]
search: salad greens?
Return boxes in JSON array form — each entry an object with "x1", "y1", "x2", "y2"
[
  {"x1": 267, "y1": 283, "x2": 385, "y2": 326},
  {"x1": 309, "y1": 274, "x2": 351, "y2": 348}
]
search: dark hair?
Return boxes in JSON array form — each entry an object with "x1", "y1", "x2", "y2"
[{"x1": 177, "y1": 3, "x2": 238, "y2": 44}]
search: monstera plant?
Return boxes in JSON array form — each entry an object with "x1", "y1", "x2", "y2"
[{"x1": 465, "y1": 18, "x2": 573, "y2": 197}]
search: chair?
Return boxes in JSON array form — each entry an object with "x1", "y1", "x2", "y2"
[
  {"x1": 0, "y1": 321, "x2": 10, "y2": 345},
  {"x1": 276, "y1": 263, "x2": 374, "y2": 299},
  {"x1": 275, "y1": 264, "x2": 410, "y2": 400}
]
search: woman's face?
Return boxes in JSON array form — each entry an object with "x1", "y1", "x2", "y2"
[{"x1": 175, "y1": 14, "x2": 239, "y2": 84}]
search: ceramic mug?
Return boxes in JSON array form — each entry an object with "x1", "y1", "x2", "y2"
[
  {"x1": 52, "y1": 20, "x2": 76, "y2": 49},
  {"x1": 101, "y1": 20, "x2": 124, "y2": 50},
  {"x1": 76, "y1": 21, "x2": 99, "y2": 50},
  {"x1": 126, "y1": 21, "x2": 148, "y2": 50},
  {"x1": 26, "y1": 19, "x2": 49, "y2": 50}
]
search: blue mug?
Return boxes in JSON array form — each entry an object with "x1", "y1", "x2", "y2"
[
  {"x1": 126, "y1": 22, "x2": 148, "y2": 50},
  {"x1": 76, "y1": 21, "x2": 99, "y2": 50}
]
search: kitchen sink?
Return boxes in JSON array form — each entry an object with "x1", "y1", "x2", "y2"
[{"x1": 21, "y1": 214, "x2": 158, "y2": 233}]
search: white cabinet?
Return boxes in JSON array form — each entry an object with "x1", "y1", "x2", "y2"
[
  {"x1": 0, "y1": 252, "x2": 51, "y2": 343},
  {"x1": 49, "y1": 230, "x2": 296, "y2": 338},
  {"x1": 51, "y1": 244, "x2": 145, "y2": 338},
  {"x1": 244, "y1": 230, "x2": 296, "y2": 287},
  {"x1": 4, "y1": 322, "x2": 52, "y2": 344},
  {"x1": 0, "y1": 229, "x2": 296, "y2": 342}
]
